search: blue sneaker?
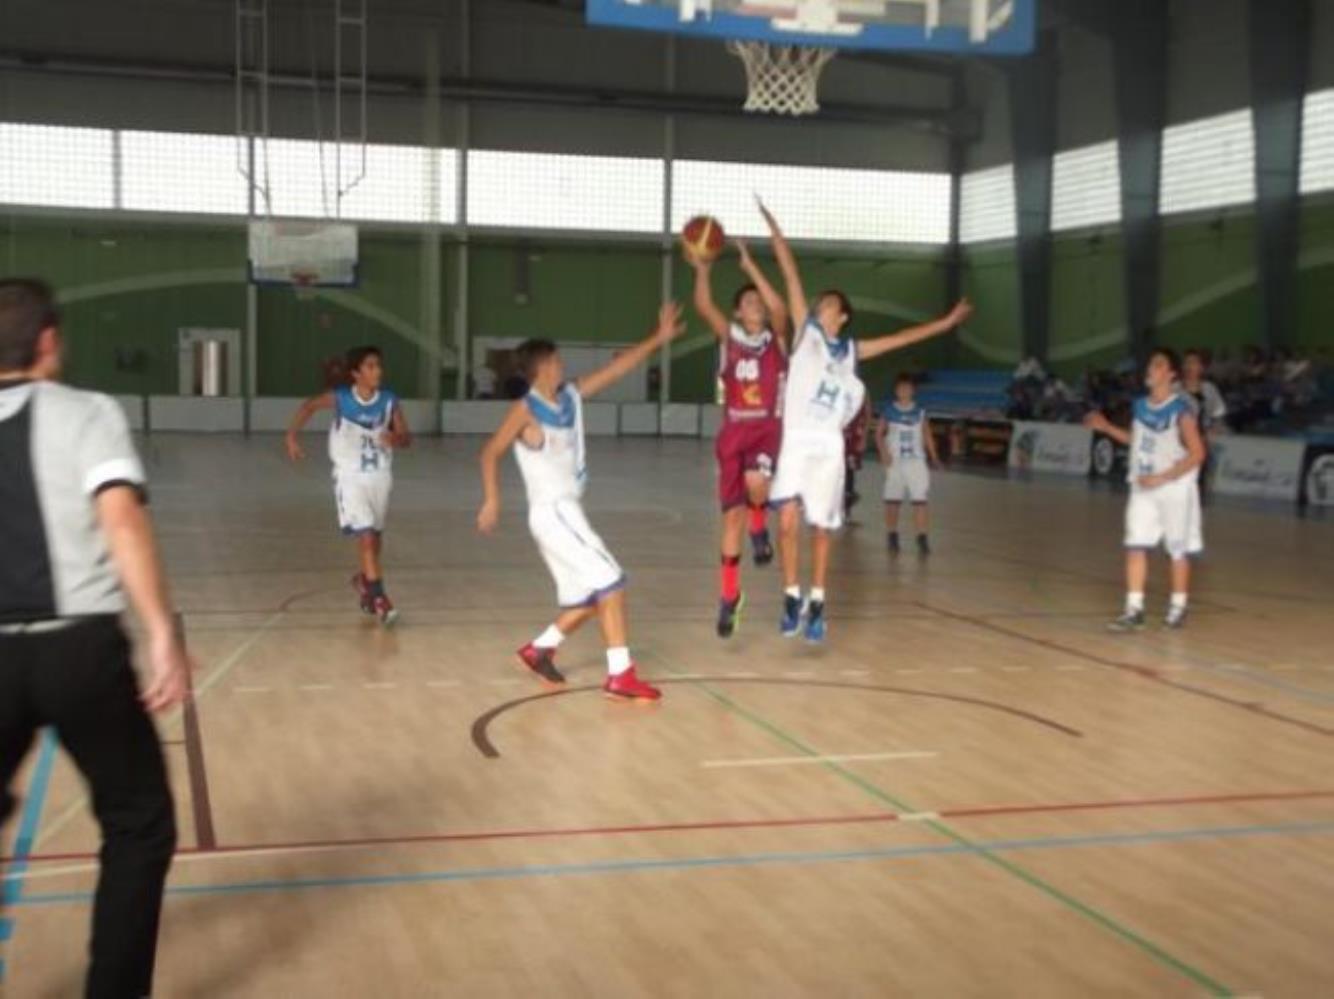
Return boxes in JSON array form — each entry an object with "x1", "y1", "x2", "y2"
[
  {"x1": 780, "y1": 593, "x2": 803, "y2": 637},
  {"x1": 803, "y1": 600, "x2": 826, "y2": 644}
]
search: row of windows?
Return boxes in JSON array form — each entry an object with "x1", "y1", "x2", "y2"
[
  {"x1": 0, "y1": 123, "x2": 953, "y2": 244},
  {"x1": 962, "y1": 91, "x2": 1334, "y2": 244}
]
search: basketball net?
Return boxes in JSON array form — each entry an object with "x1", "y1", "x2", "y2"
[
  {"x1": 727, "y1": 41, "x2": 835, "y2": 116},
  {"x1": 292, "y1": 271, "x2": 319, "y2": 301}
]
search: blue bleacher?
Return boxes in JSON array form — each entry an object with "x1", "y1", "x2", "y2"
[{"x1": 909, "y1": 370, "x2": 1012, "y2": 419}]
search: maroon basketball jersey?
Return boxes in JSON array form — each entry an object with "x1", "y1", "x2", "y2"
[{"x1": 720, "y1": 324, "x2": 786, "y2": 422}]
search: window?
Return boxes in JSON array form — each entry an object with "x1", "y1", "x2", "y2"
[
  {"x1": 1051, "y1": 140, "x2": 1121, "y2": 231},
  {"x1": 466, "y1": 150, "x2": 663, "y2": 232},
  {"x1": 0, "y1": 123, "x2": 114, "y2": 209},
  {"x1": 1160, "y1": 108, "x2": 1255, "y2": 215},
  {"x1": 959, "y1": 164, "x2": 1016, "y2": 243},
  {"x1": 121, "y1": 131, "x2": 249, "y2": 215},
  {"x1": 1301, "y1": 88, "x2": 1334, "y2": 196},
  {"x1": 671, "y1": 160, "x2": 951, "y2": 244},
  {"x1": 261, "y1": 139, "x2": 451, "y2": 224}
]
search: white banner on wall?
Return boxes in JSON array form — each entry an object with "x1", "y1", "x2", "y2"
[
  {"x1": 1007, "y1": 421, "x2": 1093, "y2": 476},
  {"x1": 1209, "y1": 436, "x2": 1307, "y2": 502}
]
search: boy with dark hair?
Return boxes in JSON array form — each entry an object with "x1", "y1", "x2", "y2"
[
  {"x1": 688, "y1": 239, "x2": 789, "y2": 639},
  {"x1": 286, "y1": 345, "x2": 411, "y2": 625},
  {"x1": 1086, "y1": 348, "x2": 1206, "y2": 631},
  {"x1": 759, "y1": 201, "x2": 971, "y2": 642},
  {"x1": 877, "y1": 372, "x2": 941, "y2": 554},
  {"x1": 477, "y1": 304, "x2": 684, "y2": 700}
]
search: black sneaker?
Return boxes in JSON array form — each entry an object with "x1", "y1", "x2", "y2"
[
  {"x1": 780, "y1": 593, "x2": 804, "y2": 637},
  {"x1": 751, "y1": 530, "x2": 774, "y2": 567},
  {"x1": 717, "y1": 592, "x2": 745, "y2": 639},
  {"x1": 917, "y1": 535, "x2": 931, "y2": 556},
  {"x1": 1164, "y1": 605, "x2": 1188, "y2": 630},
  {"x1": 887, "y1": 532, "x2": 900, "y2": 554},
  {"x1": 803, "y1": 600, "x2": 826, "y2": 644},
  {"x1": 1107, "y1": 610, "x2": 1146, "y2": 633}
]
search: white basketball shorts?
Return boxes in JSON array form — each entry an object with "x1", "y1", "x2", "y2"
[
  {"x1": 771, "y1": 433, "x2": 846, "y2": 531},
  {"x1": 529, "y1": 498, "x2": 626, "y2": 609},
  {"x1": 334, "y1": 470, "x2": 392, "y2": 535},
  {"x1": 1124, "y1": 479, "x2": 1203, "y2": 559},
  {"x1": 883, "y1": 460, "x2": 930, "y2": 504}
]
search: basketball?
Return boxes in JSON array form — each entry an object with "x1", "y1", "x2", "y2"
[{"x1": 682, "y1": 215, "x2": 725, "y2": 262}]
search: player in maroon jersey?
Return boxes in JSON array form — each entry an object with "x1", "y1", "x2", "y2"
[{"x1": 688, "y1": 239, "x2": 790, "y2": 638}]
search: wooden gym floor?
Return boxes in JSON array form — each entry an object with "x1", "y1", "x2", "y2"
[{"x1": 3, "y1": 434, "x2": 1332, "y2": 997}]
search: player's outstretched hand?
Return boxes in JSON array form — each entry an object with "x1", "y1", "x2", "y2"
[
  {"x1": 141, "y1": 634, "x2": 193, "y2": 713},
  {"x1": 656, "y1": 301, "x2": 686, "y2": 343},
  {"x1": 735, "y1": 237, "x2": 754, "y2": 268},
  {"x1": 285, "y1": 432, "x2": 305, "y2": 462},
  {"x1": 946, "y1": 298, "x2": 974, "y2": 327},
  {"x1": 683, "y1": 242, "x2": 708, "y2": 269},
  {"x1": 476, "y1": 499, "x2": 500, "y2": 535},
  {"x1": 1082, "y1": 411, "x2": 1110, "y2": 434}
]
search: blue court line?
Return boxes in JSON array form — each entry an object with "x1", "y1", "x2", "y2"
[
  {"x1": 12, "y1": 819, "x2": 1334, "y2": 908},
  {"x1": 1, "y1": 730, "x2": 59, "y2": 982}
]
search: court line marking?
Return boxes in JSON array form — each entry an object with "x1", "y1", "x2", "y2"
[
  {"x1": 1157, "y1": 655, "x2": 1334, "y2": 708},
  {"x1": 680, "y1": 676, "x2": 1234, "y2": 997},
  {"x1": 12, "y1": 788, "x2": 1330, "y2": 870},
  {"x1": 916, "y1": 602, "x2": 1334, "y2": 739},
  {"x1": 11, "y1": 820, "x2": 1333, "y2": 916},
  {"x1": 701, "y1": 751, "x2": 937, "y2": 769},
  {"x1": 177, "y1": 615, "x2": 217, "y2": 851},
  {"x1": 0, "y1": 731, "x2": 58, "y2": 983}
]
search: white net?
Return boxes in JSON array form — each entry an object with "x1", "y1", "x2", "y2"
[{"x1": 726, "y1": 41, "x2": 836, "y2": 117}]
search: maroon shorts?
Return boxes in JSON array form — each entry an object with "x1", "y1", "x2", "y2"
[{"x1": 716, "y1": 417, "x2": 783, "y2": 511}]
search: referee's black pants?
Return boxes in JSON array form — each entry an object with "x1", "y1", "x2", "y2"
[{"x1": 0, "y1": 616, "x2": 176, "y2": 999}]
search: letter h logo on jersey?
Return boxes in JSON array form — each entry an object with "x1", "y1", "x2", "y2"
[
  {"x1": 360, "y1": 433, "x2": 381, "y2": 472},
  {"x1": 814, "y1": 380, "x2": 841, "y2": 410}
]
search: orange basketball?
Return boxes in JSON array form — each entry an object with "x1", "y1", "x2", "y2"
[{"x1": 682, "y1": 215, "x2": 725, "y2": 262}]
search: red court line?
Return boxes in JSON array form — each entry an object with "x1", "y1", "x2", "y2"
[{"x1": 9, "y1": 789, "x2": 1331, "y2": 865}]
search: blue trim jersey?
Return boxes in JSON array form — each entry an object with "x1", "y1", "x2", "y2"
[
  {"x1": 328, "y1": 386, "x2": 399, "y2": 475},
  {"x1": 1129, "y1": 392, "x2": 1197, "y2": 487},
  {"x1": 879, "y1": 401, "x2": 928, "y2": 463},
  {"x1": 781, "y1": 318, "x2": 862, "y2": 439},
  {"x1": 514, "y1": 383, "x2": 587, "y2": 507}
]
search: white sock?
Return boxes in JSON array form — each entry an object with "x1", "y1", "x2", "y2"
[
  {"x1": 784, "y1": 585, "x2": 801, "y2": 600},
  {"x1": 1126, "y1": 592, "x2": 1145, "y2": 614},
  {"x1": 810, "y1": 587, "x2": 826, "y2": 604},
  {"x1": 1170, "y1": 593, "x2": 1188, "y2": 611},
  {"x1": 533, "y1": 625, "x2": 564, "y2": 650},
  {"x1": 606, "y1": 647, "x2": 632, "y2": 675}
]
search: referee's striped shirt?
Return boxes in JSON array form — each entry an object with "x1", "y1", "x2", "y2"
[{"x1": 0, "y1": 379, "x2": 146, "y2": 625}]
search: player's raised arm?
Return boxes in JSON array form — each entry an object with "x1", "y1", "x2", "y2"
[
  {"x1": 1082, "y1": 410, "x2": 1131, "y2": 447},
  {"x1": 757, "y1": 199, "x2": 808, "y2": 331},
  {"x1": 689, "y1": 256, "x2": 729, "y2": 339},
  {"x1": 477, "y1": 401, "x2": 531, "y2": 533},
  {"x1": 576, "y1": 301, "x2": 685, "y2": 400},
  {"x1": 856, "y1": 299, "x2": 973, "y2": 362},
  {"x1": 285, "y1": 391, "x2": 335, "y2": 461},
  {"x1": 736, "y1": 238, "x2": 791, "y2": 346}
]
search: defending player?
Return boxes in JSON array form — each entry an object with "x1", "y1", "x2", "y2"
[
  {"x1": 1084, "y1": 348, "x2": 1206, "y2": 631},
  {"x1": 688, "y1": 239, "x2": 789, "y2": 639},
  {"x1": 876, "y1": 373, "x2": 941, "y2": 555},
  {"x1": 477, "y1": 302, "x2": 684, "y2": 701},
  {"x1": 760, "y1": 200, "x2": 972, "y2": 642},
  {"x1": 286, "y1": 345, "x2": 411, "y2": 625}
]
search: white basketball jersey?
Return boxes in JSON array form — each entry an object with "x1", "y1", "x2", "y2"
[
  {"x1": 514, "y1": 384, "x2": 587, "y2": 506},
  {"x1": 882, "y1": 402, "x2": 928, "y2": 462},
  {"x1": 782, "y1": 318, "x2": 862, "y2": 439},
  {"x1": 328, "y1": 386, "x2": 397, "y2": 475},
  {"x1": 1130, "y1": 392, "x2": 1198, "y2": 487}
]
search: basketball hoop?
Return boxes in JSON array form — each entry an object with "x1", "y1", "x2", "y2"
[
  {"x1": 727, "y1": 41, "x2": 835, "y2": 117},
  {"x1": 292, "y1": 271, "x2": 319, "y2": 301}
]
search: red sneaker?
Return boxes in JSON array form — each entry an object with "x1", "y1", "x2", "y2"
[
  {"x1": 351, "y1": 573, "x2": 374, "y2": 615},
  {"x1": 602, "y1": 665, "x2": 661, "y2": 702},
  {"x1": 517, "y1": 643, "x2": 566, "y2": 686},
  {"x1": 373, "y1": 595, "x2": 399, "y2": 627}
]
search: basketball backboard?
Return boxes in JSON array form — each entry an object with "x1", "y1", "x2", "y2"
[{"x1": 587, "y1": 0, "x2": 1035, "y2": 55}]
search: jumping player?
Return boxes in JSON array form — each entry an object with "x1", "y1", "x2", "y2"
[
  {"x1": 760, "y1": 200, "x2": 972, "y2": 642},
  {"x1": 477, "y1": 302, "x2": 684, "y2": 701},
  {"x1": 286, "y1": 346, "x2": 411, "y2": 625},
  {"x1": 877, "y1": 373, "x2": 941, "y2": 555},
  {"x1": 688, "y1": 239, "x2": 789, "y2": 639},
  {"x1": 1084, "y1": 348, "x2": 1206, "y2": 631}
]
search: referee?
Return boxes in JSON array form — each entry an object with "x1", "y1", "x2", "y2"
[{"x1": 0, "y1": 279, "x2": 189, "y2": 998}]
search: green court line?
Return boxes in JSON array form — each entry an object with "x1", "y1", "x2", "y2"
[{"x1": 677, "y1": 671, "x2": 1233, "y2": 997}]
